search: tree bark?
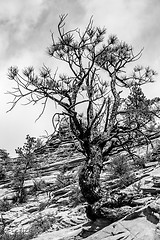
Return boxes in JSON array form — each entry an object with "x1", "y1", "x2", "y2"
[
  {"x1": 78, "y1": 143, "x2": 136, "y2": 222},
  {"x1": 79, "y1": 145, "x2": 103, "y2": 204}
]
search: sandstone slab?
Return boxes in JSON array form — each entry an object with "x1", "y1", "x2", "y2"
[{"x1": 84, "y1": 215, "x2": 156, "y2": 240}]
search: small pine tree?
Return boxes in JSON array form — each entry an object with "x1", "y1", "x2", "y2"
[{"x1": 12, "y1": 135, "x2": 38, "y2": 203}]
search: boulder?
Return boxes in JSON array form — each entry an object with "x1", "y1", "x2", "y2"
[
  {"x1": 84, "y1": 208, "x2": 157, "y2": 240},
  {"x1": 84, "y1": 216, "x2": 156, "y2": 240},
  {"x1": 82, "y1": 202, "x2": 160, "y2": 240}
]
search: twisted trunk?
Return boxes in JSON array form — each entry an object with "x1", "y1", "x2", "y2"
[
  {"x1": 79, "y1": 145, "x2": 103, "y2": 204},
  {"x1": 78, "y1": 142, "x2": 135, "y2": 222}
]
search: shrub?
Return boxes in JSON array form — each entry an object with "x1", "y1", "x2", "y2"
[
  {"x1": 30, "y1": 214, "x2": 55, "y2": 234},
  {"x1": 54, "y1": 171, "x2": 75, "y2": 190},
  {"x1": 151, "y1": 140, "x2": 160, "y2": 161},
  {"x1": 119, "y1": 172, "x2": 136, "y2": 188},
  {"x1": 110, "y1": 155, "x2": 131, "y2": 177},
  {"x1": 0, "y1": 164, "x2": 6, "y2": 180},
  {"x1": 134, "y1": 156, "x2": 146, "y2": 169},
  {"x1": 132, "y1": 180, "x2": 143, "y2": 195},
  {"x1": 145, "y1": 152, "x2": 154, "y2": 162},
  {"x1": 31, "y1": 179, "x2": 47, "y2": 195},
  {"x1": 68, "y1": 184, "x2": 85, "y2": 207},
  {"x1": 0, "y1": 214, "x2": 55, "y2": 240},
  {"x1": 0, "y1": 198, "x2": 12, "y2": 212},
  {"x1": 109, "y1": 154, "x2": 136, "y2": 188},
  {"x1": 0, "y1": 230, "x2": 34, "y2": 240}
]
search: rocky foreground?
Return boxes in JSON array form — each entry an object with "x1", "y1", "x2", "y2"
[{"x1": 1, "y1": 127, "x2": 160, "y2": 239}]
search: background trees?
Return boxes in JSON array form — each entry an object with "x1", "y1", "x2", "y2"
[
  {"x1": 0, "y1": 149, "x2": 10, "y2": 180},
  {"x1": 7, "y1": 15, "x2": 160, "y2": 205},
  {"x1": 12, "y1": 135, "x2": 38, "y2": 203}
]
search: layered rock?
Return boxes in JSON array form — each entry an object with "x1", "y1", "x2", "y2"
[{"x1": 1, "y1": 120, "x2": 160, "y2": 239}]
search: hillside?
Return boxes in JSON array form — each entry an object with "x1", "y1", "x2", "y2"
[{"x1": 1, "y1": 123, "x2": 160, "y2": 239}]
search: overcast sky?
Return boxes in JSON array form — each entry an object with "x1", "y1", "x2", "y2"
[{"x1": 0, "y1": 0, "x2": 160, "y2": 156}]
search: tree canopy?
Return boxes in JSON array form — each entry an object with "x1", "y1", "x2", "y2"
[{"x1": 7, "y1": 14, "x2": 160, "y2": 204}]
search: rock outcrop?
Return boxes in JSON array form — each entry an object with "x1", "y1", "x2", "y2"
[{"x1": 1, "y1": 121, "x2": 160, "y2": 239}]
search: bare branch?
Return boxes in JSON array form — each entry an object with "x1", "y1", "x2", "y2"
[{"x1": 7, "y1": 15, "x2": 160, "y2": 165}]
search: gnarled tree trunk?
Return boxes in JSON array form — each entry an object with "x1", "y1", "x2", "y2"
[
  {"x1": 79, "y1": 145, "x2": 103, "y2": 204},
  {"x1": 78, "y1": 143, "x2": 135, "y2": 222}
]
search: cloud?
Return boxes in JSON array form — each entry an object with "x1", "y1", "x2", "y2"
[
  {"x1": 0, "y1": 0, "x2": 86, "y2": 67},
  {"x1": 78, "y1": 0, "x2": 160, "y2": 53},
  {"x1": 79, "y1": 0, "x2": 144, "y2": 42},
  {"x1": 0, "y1": 0, "x2": 86, "y2": 156},
  {"x1": 0, "y1": 0, "x2": 46, "y2": 59},
  {"x1": 79, "y1": 0, "x2": 160, "y2": 89},
  {"x1": 0, "y1": 0, "x2": 160, "y2": 155}
]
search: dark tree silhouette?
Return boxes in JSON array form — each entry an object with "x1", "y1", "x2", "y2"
[
  {"x1": 7, "y1": 15, "x2": 160, "y2": 206},
  {"x1": 0, "y1": 149, "x2": 11, "y2": 179}
]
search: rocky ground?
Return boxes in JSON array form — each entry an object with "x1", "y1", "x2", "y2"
[{"x1": 1, "y1": 127, "x2": 160, "y2": 240}]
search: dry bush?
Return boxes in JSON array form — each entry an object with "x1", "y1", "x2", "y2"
[{"x1": 109, "y1": 155, "x2": 136, "y2": 187}]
